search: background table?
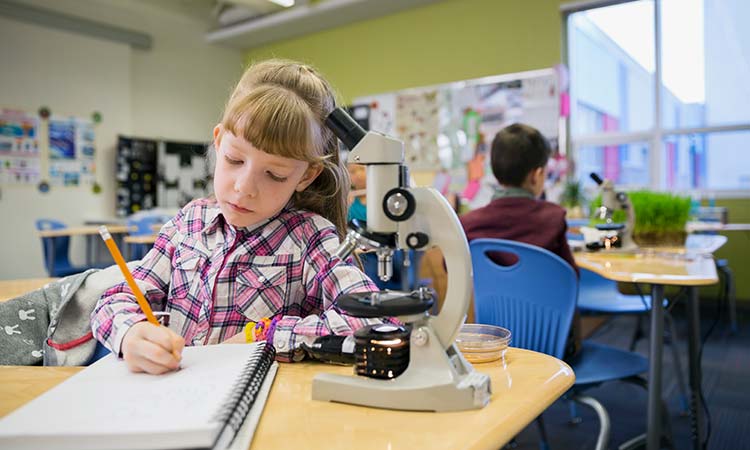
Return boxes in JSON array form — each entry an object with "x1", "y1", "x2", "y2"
[
  {"x1": 575, "y1": 250, "x2": 717, "y2": 450},
  {"x1": 123, "y1": 234, "x2": 157, "y2": 260},
  {"x1": 37, "y1": 225, "x2": 132, "y2": 270}
]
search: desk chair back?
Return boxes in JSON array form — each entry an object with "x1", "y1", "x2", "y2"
[
  {"x1": 471, "y1": 238, "x2": 651, "y2": 450},
  {"x1": 127, "y1": 214, "x2": 170, "y2": 236},
  {"x1": 35, "y1": 219, "x2": 74, "y2": 277},
  {"x1": 469, "y1": 238, "x2": 577, "y2": 360},
  {"x1": 126, "y1": 213, "x2": 169, "y2": 260}
]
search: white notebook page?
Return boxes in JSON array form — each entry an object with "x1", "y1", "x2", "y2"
[{"x1": 0, "y1": 343, "x2": 270, "y2": 450}]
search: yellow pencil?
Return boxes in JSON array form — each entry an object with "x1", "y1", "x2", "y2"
[{"x1": 98, "y1": 226, "x2": 159, "y2": 326}]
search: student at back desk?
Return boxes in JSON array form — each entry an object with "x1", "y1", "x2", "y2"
[{"x1": 422, "y1": 123, "x2": 581, "y2": 360}]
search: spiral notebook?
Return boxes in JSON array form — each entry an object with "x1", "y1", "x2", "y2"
[{"x1": 0, "y1": 342, "x2": 278, "y2": 450}]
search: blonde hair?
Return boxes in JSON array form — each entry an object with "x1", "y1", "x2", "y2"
[{"x1": 219, "y1": 59, "x2": 350, "y2": 240}]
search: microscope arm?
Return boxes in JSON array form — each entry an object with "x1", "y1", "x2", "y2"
[{"x1": 399, "y1": 187, "x2": 472, "y2": 349}]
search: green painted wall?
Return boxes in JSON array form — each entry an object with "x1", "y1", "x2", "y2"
[
  {"x1": 245, "y1": 0, "x2": 750, "y2": 303},
  {"x1": 704, "y1": 199, "x2": 750, "y2": 302},
  {"x1": 245, "y1": 0, "x2": 566, "y2": 102}
]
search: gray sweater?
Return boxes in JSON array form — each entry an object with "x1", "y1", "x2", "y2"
[{"x1": 0, "y1": 263, "x2": 139, "y2": 366}]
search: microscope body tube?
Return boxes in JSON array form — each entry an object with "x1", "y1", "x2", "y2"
[
  {"x1": 600, "y1": 180, "x2": 619, "y2": 214},
  {"x1": 367, "y1": 164, "x2": 400, "y2": 233}
]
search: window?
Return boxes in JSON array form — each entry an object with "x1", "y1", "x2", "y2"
[{"x1": 565, "y1": 0, "x2": 750, "y2": 193}]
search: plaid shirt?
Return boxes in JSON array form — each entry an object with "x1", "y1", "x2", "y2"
[{"x1": 91, "y1": 198, "x2": 381, "y2": 361}]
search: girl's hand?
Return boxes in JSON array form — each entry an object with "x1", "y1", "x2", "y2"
[{"x1": 121, "y1": 322, "x2": 185, "y2": 374}]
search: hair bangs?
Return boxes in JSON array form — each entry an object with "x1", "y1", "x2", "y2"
[{"x1": 222, "y1": 85, "x2": 323, "y2": 162}]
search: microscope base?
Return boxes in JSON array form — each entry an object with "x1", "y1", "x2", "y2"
[{"x1": 312, "y1": 326, "x2": 492, "y2": 412}]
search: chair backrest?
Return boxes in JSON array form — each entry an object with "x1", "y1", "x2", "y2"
[
  {"x1": 127, "y1": 213, "x2": 170, "y2": 236},
  {"x1": 469, "y1": 238, "x2": 578, "y2": 360},
  {"x1": 35, "y1": 219, "x2": 71, "y2": 275}
]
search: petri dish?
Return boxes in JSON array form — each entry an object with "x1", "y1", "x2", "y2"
[{"x1": 455, "y1": 323, "x2": 511, "y2": 364}]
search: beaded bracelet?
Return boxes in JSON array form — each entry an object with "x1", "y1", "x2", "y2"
[
  {"x1": 243, "y1": 321, "x2": 257, "y2": 343},
  {"x1": 244, "y1": 316, "x2": 281, "y2": 344}
]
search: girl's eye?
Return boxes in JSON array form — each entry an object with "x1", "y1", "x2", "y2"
[
  {"x1": 267, "y1": 171, "x2": 287, "y2": 182},
  {"x1": 224, "y1": 155, "x2": 242, "y2": 165}
]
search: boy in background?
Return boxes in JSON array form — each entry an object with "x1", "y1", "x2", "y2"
[
  {"x1": 460, "y1": 123, "x2": 578, "y2": 273},
  {"x1": 423, "y1": 123, "x2": 580, "y2": 359}
]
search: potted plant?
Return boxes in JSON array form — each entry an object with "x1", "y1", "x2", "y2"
[
  {"x1": 590, "y1": 191, "x2": 691, "y2": 247},
  {"x1": 559, "y1": 179, "x2": 587, "y2": 219}
]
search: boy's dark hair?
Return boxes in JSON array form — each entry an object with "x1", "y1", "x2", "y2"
[{"x1": 490, "y1": 123, "x2": 551, "y2": 187}]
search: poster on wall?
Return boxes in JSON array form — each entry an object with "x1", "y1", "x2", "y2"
[
  {"x1": 352, "y1": 68, "x2": 560, "y2": 209},
  {"x1": 48, "y1": 116, "x2": 96, "y2": 186},
  {"x1": 0, "y1": 109, "x2": 41, "y2": 184}
]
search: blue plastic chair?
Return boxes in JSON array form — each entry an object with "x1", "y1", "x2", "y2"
[
  {"x1": 35, "y1": 219, "x2": 89, "y2": 277},
  {"x1": 470, "y1": 239, "x2": 652, "y2": 450},
  {"x1": 87, "y1": 341, "x2": 112, "y2": 365},
  {"x1": 125, "y1": 213, "x2": 170, "y2": 260}
]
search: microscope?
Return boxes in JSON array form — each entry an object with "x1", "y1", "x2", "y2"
[
  {"x1": 310, "y1": 108, "x2": 491, "y2": 412},
  {"x1": 588, "y1": 172, "x2": 637, "y2": 251}
]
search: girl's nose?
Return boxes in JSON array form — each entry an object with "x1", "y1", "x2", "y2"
[{"x1": 234, "y1": 172, "x2": 258, "y2": 197}]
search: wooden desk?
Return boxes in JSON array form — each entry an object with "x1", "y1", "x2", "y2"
[
  {"x1": 37, "y1": 225, "x2": 132, "y2": 238},
  {"x1": 0, "y1": 348, "x2": 573, "y2": 450},
  {"x1": 0, "y1": 279, "x2": 574, "y2": 448},
  {"x1": 0, "y1": 278, "x2": 57, "y2": 301},
  {"x1": 575, "y1": 250, "x2": 718, "y2": 450},
  {"x1": 37, "y1": 225, "x2": 133, "y2": 271}
]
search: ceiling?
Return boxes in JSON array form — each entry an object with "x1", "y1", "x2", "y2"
[
  {"x1": 129, "y1": 0, "x2": 446, "y2": 49},
  {"x1": 1, "y1": 0, "x2": 444, "y2": 50},
  {"x1": 128, "y1": 0, "x2": 288, "y2": 28}
]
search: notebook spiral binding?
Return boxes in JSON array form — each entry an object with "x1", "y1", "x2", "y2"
[{"x1": 212, "y1": 341, "x2": 276, "y2": 442}]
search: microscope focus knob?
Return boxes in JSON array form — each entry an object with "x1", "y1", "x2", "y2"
[
  {"x1": 383, "y1": 188, "x2": 416, "y2": 222},
  {"x1": 406, "y1": 232, "x2": 429, "y2": 249}
]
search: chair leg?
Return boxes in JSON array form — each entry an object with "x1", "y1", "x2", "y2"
[
  {"x1": 664, "y1": 312, "x2": 690, "y2": 416},
  {"x1": 629, "y1": 315, "x2": 644, "y2": 351},
  {"x1": 567, "y1": 399, "x2": 582, "y2": 425},
  {"x1": 535, "y1": 414, "x2": 551, "y2": 450},
  {"x1": 718, "y1": 264, "x2": 738, "y2": 334},
  {"x1": 572, "y1": 394, "x2": 610, "y2": 450}
]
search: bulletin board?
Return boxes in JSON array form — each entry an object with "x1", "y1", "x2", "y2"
[
  {"x1": 157, "y1": 140, "x2": 211, "y2": 210},
  {"x1": 0, "y1": 107, "x2": 98, "y2": 189},
  {"x1": 351, "y1": 68, "x2": 563, "y2": 209}
]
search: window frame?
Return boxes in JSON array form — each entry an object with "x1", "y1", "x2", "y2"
[{"x1": 561, "y1": 0, "x2": 750, "y2": 197}]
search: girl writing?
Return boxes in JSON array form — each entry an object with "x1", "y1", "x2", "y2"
[{"x1": 92, "y1": 59, "x2": 380, "y2": 374}]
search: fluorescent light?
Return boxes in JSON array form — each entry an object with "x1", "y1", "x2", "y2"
[{"x1": 268, "y1": 0, "x2": 294, "y2": 7}]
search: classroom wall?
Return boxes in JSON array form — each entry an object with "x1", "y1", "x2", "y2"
[
  {"x1": 245, "y1": 0, "x2": 566, "y2": 102},
  {"x1": 0, "y1": 0, "x2": 244, "y2": 279}
]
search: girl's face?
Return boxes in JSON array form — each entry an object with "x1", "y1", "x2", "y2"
[{"x1": 212, "y1": 125, "x2": 322, "y2": 228}]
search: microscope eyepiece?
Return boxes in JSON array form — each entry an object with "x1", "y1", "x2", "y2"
[
  {"x1": 325, "y1": 107, "x2": 366, "y2": 150},
  {"x1": 590, "y1": 172, "x2": 604, "y2": 185}
]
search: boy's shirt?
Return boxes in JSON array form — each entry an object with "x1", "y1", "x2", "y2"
[
  {"x1": 91, "y1": 198, "x2": 380, "y2": 362},
  {"x1": 460, "y1": 187, "x2": 578, "y2": 275}
]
